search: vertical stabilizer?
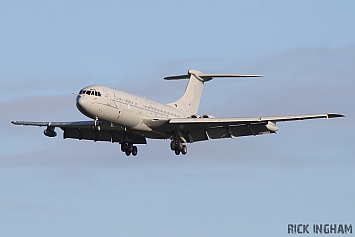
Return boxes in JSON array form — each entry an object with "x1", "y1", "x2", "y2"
[
  {"x1": 164, "y1": 69, "x2": 263, "y2": 117},
  {"x1": 166, "y1": 69, "x2": 204, "y2": 116}
]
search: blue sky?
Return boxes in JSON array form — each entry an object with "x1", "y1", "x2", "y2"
[{"x1": 1, "y1": 1, "x2": 354, "y2": 236}]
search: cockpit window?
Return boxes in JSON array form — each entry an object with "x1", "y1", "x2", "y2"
[{"x1": 80, "y1": 89, "x2": 102, "y2": 97}]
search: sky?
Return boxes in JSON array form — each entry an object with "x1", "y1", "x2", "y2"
[{"x1": 1, "y1": 1, "x2": 355, "y2": 236}]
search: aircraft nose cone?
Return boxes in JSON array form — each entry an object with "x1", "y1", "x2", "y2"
[{"x1": 76, "y1": 96, "x2": 90, "y2": 116}]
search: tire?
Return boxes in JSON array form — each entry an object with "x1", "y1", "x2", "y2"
[
  {"x1": 132, "y1": 146, "x2": 138, "y2": 156},
  {"x1": 181, "y1": 145, "x2": 187, "y2": 155},
  {"x1": 121, "y1": 143, "x2": 127, "y2": 152},
  {"x1": 125, "y1": 150, "x2": 131, "y2": 156},
  {"x1": 128, "y1": 144, "x2": 133, "y2": 152},
  {"x1": 175, "y1": 149, "x2": 180, "y2": 155},
  {"x1": 177, "y1": 141, "x2": 183, "y2": 151},
  {"x1": 170, "y1": 141, "x2": 176, "y2": 151}
]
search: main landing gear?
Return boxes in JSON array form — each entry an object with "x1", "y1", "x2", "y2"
[
  {"x1": 170, "y1": 140, "x2": 187, "y2": 155},
  {"x1": 120, "y1": 143, "x2": 138, "y2": 156}
]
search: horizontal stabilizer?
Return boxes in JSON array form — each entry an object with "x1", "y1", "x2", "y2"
[
  {"x1": 164, "y1": 69, "x2": 263, "y2": 82},
  {"x1": 164, "y1": 74, "x2": 190, "y2": 80}
]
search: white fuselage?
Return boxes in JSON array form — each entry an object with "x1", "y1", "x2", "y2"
[{"x1": 76, "y1": 85, "x2": 186, "y2": 136}]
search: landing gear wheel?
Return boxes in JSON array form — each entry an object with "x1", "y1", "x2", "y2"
[
  {"x1": 132, "y1": 146, "x2": 138, "y2": 156},
  {"x1": 175, "y1": 149, "x2": 180, "y2": 155},
  {"x1": 125, "y1": 150, "x2": 131, "y2": 156},
  {"x1": 177, "y1": 141, "x2": 183, "y2": 151},
  {"x1": 170, "y1": 141, "x2": 176, "y2": 151},
  {"x1": 181, "y1": 145, "x2": 187, "y2": 155},
  {"x1": 121, "y1": 143, "x2": 127, "y2": 152},
  {"x1": 127, "y1": 143, "x2": 133, "y2": 152}
]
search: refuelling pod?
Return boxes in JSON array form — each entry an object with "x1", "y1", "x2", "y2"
[
  {"x1": 265, "y1": 121, "x2": 278, "y2": 132},
  {"x1": 44, "y1": 126, "x2": 57, "y2": 137}
]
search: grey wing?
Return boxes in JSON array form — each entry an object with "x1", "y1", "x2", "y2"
[
  {"x1": 152, "y1": 113, "x2": 344, "y2": 143},
  {"x1": 11, "y1": 120, "x2": 146, "y2": 144},
  {"x1": 11, "y1": 120, "x2": 96, "y2": 128}
]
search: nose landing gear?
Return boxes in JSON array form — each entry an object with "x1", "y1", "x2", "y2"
[
  {"x1": 170, "y1": 140, "x2": 187, "y2": 155},
  {"x1": 120, "y1": 143, "x2": 138, "y2": 156}
]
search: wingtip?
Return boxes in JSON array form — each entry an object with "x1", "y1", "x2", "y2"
[{"x1": 327, "y1": 113, "x2": 345, "y2": 118}]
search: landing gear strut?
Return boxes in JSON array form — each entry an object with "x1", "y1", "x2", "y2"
[
  {"x1": 120, "y1": 143, "x2": 138, "y2": 156},
  {"x1": 170, "y1": 140, "x2": 187, "y2": 155},
  {"x1": 91, "y1": 118, "x2": 101, "y2": 132}
]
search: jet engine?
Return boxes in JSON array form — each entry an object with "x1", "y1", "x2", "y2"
[
  {"x1": 189, "y1": 114, "x2": 215, "y2": 118},
  {"x1": 44, "y1": 126, "x2": 57, "y2": 137},
  {"x1": 201, "y1": 114, "x2": 215, "y2": 118}
]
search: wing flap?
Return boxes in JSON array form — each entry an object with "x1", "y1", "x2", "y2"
[
  {"x1": 188, "y1": 129, "x2": 209, "y2": 142},
  {"x1": 206, "y1": 124, "x2": 273, "y2": 140},
  {"x1": 207, "y1": 127, "x2": 231, "y2": 139},
  {"x1": 63, "y1": 127, "x2": 146, "y2": 144},
  {"x1": 230, "y1": 124, "x2": 271, "y2": 137},
  {"x1": 175, "y1": 123, "x2": 274, "y2": 142},
  {"x1": 63, "y1": 128, "x2": 111, "y2": 142}
]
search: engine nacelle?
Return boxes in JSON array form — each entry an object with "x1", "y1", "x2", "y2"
[
  {"x1": 44, "y1": 127, "x2": 57, "y2": 137},
  {"x1": 265, "y1": 121, "x2": 278, "y2": 132},
  {"x1": 201, "y1": 114, "x2": 215, "y2": 118}
]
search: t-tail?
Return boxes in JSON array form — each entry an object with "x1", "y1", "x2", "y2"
[{"x1": 165, "y1": 69, "x2": 263, "y2": 116}]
